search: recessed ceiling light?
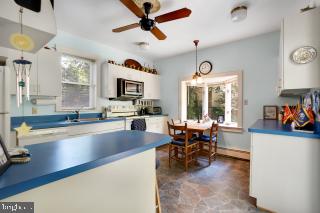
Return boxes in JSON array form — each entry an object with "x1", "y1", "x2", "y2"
[
  {"x1": 231, "y1": 6, "x2": 248, "y2": 22},
  {"x1": 138, "y1": 42, "x2": 150, "y2": 50}
]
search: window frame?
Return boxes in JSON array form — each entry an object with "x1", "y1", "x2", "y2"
[
  {"x1": 56, "y1": 51, "x2": 97, "y2": 112},
  {"x1": 179, "y1": 71, "x2": 243, "y2": 132}
]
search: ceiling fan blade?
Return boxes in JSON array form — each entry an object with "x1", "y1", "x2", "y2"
[
  {"x1": 120, "y1": 0, "x2": 145, "y2": 18},
  {"x1": 155, "y1": 8, "x2": 192, "y2": 24},
  {"x1": 112, "y1": 23, "x2": 140, "y2": 33},
  {"x1": 150, "y1": 27, "x2": 167, "y2": 40}
]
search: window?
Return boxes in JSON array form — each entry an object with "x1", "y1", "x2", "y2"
[
  {"x1": 187, "y1": 86, "x2": 203, "y2": 120},
  {"x1": 208, "y1": 84, "x2": 226, "y2": 120},
  {"x1": 181, "y1": 72, "x2": 242, "y2": 128},
  {"x1": 60, "y1": 54, "x2": 96, "y2": 110}
]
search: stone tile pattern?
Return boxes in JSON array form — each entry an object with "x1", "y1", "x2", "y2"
[{"x1": 156, "y1": 147, "x2": 267, "y2": 213}]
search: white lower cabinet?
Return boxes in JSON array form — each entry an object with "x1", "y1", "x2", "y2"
[
  {"x1": 14, "y1": 117, "x2": 167, "y2": 147},
  {"x1": 126, "y1": 116, "x2": 168, "y2": 134},
  {"x1": 14, "y1": 121, "x2": 125, "y2": 147},
  {"x1": 250, "y1": 133, "x2": 320, "y2": 213},
  {"x1": 67, "y1": 121, "x2": 125, "y2": 138}
]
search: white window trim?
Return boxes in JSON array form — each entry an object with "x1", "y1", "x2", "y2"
[
  {"x1": 179, "y1": 71, "x2": 243, "y2": 132},
  {"x1": 56, "y1": 48, "x2": 98, "y2": 112}
]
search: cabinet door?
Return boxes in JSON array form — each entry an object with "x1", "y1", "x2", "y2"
[
  {"x1": 141, "y1": 72, "x2": 160, "y2": 100},
  {"x1": 105, "y1": 64, "x2": 142, "y2": 98},
  {"x1": 106, "y1": 64, "x2": 131, "y2": 98},
  {"x1": 283, "y1": 8, "x2": 320, "y2": 89},
  {"x1": 37, "y1": 49, "x2": 62, "y2": 96},
  {"x1": 125, "y1": 68, "x2": 141, "y2": 81},
  {"x1": 153, "y1": 75, "x2": 160, "y2": 99},
  {"x1": 278, "y1": 21, "x2": 284, "y2": 96},
  {"x1": 146, "y1": 117, "x2": 167, "y2": 134},
  {"x1": 7, "y1": 49, "x2": 37, "y2": 95}
]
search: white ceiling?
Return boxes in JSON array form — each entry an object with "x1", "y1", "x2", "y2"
[{"x1": 54, "y1": 0, "x2": 318, "y2": 61}]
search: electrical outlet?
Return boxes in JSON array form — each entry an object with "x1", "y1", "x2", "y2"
[{"x1": 32, "y1": 107, "x2": 38, "y2": 114}]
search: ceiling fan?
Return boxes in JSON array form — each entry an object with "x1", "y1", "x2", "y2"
[{"x1": 112, "y1": 0, "x2": 192, "y2": 40}]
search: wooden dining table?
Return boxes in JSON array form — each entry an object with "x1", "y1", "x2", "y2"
[
  {"x1": 173, "y1": 121, "x2": 212, "y2": 134},
  {"x1": 173, "y1": 121, "x2": 215, "y2": 163}
]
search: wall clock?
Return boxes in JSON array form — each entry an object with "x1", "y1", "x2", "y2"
[{"x1": 199, "y1": 61, "x2": 212, "y2": 75}]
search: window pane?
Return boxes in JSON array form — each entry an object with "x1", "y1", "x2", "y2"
[
  {"x1": 62, "y1": 83, "x2": 90, "y2": 108},
  {"x1": 61, "y1": 54, "x2": 91, "y2": 84},
  {"x1": 187, "y1": 86, "x2": 203, "y2": 120},
  {"x1": 208, "y1": 84, "x2": 225, "y2": 120},
  {"x1": 231, "y1": 81, "x2": 239, "y2": 123}
]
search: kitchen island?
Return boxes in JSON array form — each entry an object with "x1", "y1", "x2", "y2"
[
  {"x1": 0, "y1": 130, "x2": 171, "y2": 213},
  {"x1": 249, "y1": 120, "x2": 320, "y2": 213}
]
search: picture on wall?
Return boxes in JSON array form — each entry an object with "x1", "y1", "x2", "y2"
[
  {"x1": 0, "y1": 136, "x2": 11, "y2": 175},
  {"x1": 263, "y1": 105, "x2": 279, "y2": 120}
]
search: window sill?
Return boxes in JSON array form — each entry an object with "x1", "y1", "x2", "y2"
[
  {"x1": 219, "y1": 126, "x2": 243, "y2": 133},
  {"x1": 56, "y1": 108, "x2": 97, "y2": 113}
]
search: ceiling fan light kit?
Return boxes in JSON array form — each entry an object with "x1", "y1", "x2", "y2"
[
  {"x1": 113, "y1": 0, "x2": 192, "y2": 40},
  {"x1": 133, "y1": 0, "x2": 161, "y2": 14},
  {"x1": 231, "y1": 5, "x2": 248, "y2": 22}
]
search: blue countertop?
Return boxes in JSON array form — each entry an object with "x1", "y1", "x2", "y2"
[
  {"x1": 11, "y1": 118, "x2": 125, "y2": 130},
  {"x1": 248, "y1": 119, "x2": 320, "y2": 139},
  {"x1": 11, "y1": 114, "x2": 168, "y2": 130},
  {"x1": 0, "y1": 130, "x2": 171, "y2": 200}
]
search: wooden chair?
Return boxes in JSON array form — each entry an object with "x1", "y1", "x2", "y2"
[
  {"x1": 171, "y1": 119, "x2": 184, "y2": 135},
  {"x1": 167, "y1": 121, "x2": 199, "y2": 171},
  {"x1": 195, "y1": 122, "x2": 218, "y2": 165},
  {"x1": 171, "y1": 119, "x2": 197, "y2": 137}
]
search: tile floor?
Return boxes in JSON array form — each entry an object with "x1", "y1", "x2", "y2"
[{"x1": 156, "y1": 147, "x2": 266, "y2": 213}]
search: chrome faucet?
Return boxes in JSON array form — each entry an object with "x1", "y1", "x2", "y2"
[{"x1": 74, "y1": 110, "x2": 80, "y2": 121}]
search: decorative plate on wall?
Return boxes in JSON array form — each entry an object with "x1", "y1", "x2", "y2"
[
  {"x1": 124, "y1": 59, "x2": 142, "y2": 69},
  {"x1": 291, "y1": 46, "x2": 317, "y2": 64}
]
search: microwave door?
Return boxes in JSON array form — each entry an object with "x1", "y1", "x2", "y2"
[{"x1": 125, "y1": 81, "x2": 142, "y2": 95}]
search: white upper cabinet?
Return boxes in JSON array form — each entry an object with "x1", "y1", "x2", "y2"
[
  {"x1": 8, "y1": 48, "x2": 61, "y2": 96},
  {"x1": 102, "y1": 63, "x2": 138, "y2": 98},
  {"x1": 141, "y1": 72, "x2": 160, "y2": 100},
  {"x1": 37, "y1": 49, "x2": 62, "y2": 96},
  {"x1": 0, "y1": 0, "x2": 56, "y2": 53},
  {"x1": 279, "y1": 8, "x2": 320, "y2": 94},
  {"x1": 102, "y1": 63, "x2": 160, "y2": 100}
]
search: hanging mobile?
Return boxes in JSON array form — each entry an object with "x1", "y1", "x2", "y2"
[{"x1": 11, "y1": 7, "x2": 33, "y2": 108}]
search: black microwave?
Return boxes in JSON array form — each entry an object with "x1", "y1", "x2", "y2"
[{"x1": 117, "y1": 78, "x2": 144, "y2": 100}]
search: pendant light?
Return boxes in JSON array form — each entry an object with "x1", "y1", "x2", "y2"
[
  {"x1": 12, "y1": 8, "x2": 33, "y2": 107},
  {"x1": 191, "y1": 40, "x2": 202, "y2": 85}
]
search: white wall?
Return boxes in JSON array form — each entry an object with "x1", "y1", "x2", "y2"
[
  {"x1": 155, "y1": 31, "x2": 296, "y2": 151},
  {"x1": 10, "y1": 30, "x2": 153, "y2": 116}
]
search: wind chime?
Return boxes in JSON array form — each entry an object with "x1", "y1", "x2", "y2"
[{"x1": 11, "y1": 7, "x2": 33, "y2": 108}]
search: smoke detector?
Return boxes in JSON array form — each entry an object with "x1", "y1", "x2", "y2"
[
  {"x1": 138, "y1": 42, "x2": 150, "y2": 50},
  {"x1": 231, "y1": 6, "x2": 248, "y2": 22}
]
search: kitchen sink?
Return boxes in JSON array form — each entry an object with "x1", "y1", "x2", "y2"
[{"x1": 65, "y1": 117, "x2": 113, "y2": 123}]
